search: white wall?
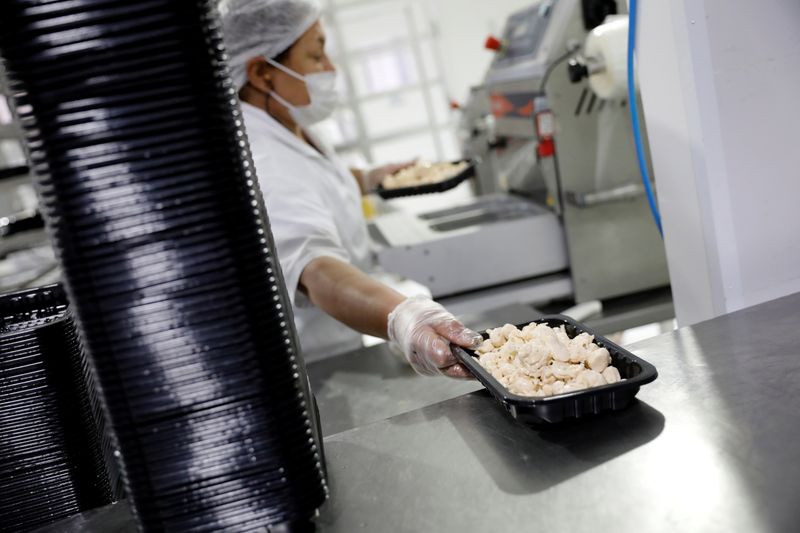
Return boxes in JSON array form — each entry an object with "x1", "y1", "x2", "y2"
[
  {"x1": 426, "y1": 0, "x2": 536, "y2": 104},
  {"x1": 639, "y1": 0, "x2": 800, "y2": 325},
  {"x1": 324, "y1": 0, "x2": 536, "y2": 164},
  {"x1": 329, "y1": 0, "x2": 536, "y2": 105}
]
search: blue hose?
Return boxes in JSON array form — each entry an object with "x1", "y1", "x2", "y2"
[{"x1": 627, "y1": 0, "x2": 663, "y2": 236}]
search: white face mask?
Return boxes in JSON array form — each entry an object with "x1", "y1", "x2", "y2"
[{"x1": 265, "y1": 57, "x2": 339, "y2": 127}]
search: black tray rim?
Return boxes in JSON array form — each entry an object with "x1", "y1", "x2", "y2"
[
  {"x1": 452, "y1": 314, "x2": 658, "y2": 407},
  {"x1": 373, "y1": 159, "x2": 476, "y2": 199}
]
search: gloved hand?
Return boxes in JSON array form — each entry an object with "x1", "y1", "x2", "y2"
[
  {"x1": 364, "y1": 159, "x2": 416, "y2": 189},
  {"x1": 387, "y1": 296, "x2": 483, "y2": 379}
]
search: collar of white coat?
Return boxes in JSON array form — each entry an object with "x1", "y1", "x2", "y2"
[{"x1": 240, "y1": 101, "x2": 333, "y2": 164}]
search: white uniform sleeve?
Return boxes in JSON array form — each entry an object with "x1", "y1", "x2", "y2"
[{"x1": 252, "y1": 152, "x2": 351, "y2": 308}]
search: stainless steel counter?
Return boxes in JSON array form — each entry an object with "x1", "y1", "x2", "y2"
[
  {"x1": 306, "y1": 342, "x2": 480, "y2": 437},
  {"x1": 315, "y1": 292, "x2": 800, "y2": 533},
  {"x1": 33, "y1": 292, "x2": 800, "y2": 532}
]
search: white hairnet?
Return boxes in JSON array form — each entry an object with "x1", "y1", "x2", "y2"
[{"x1": 219, "y1": 0, "x2": 322, "y2": 88}]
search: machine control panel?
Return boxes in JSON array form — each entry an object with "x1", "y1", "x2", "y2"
[{"x1": 490, "y1": 1, "x2": 554, "y2": 68}]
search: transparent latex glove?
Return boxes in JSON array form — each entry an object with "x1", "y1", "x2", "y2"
[
  {"x1": 387, "y1": 296, "x2": 483, "y2": 379},
  {"x1": 364, "y1": 159, "x2": 416, "y2": 189}
]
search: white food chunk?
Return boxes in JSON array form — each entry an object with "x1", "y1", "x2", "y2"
[
  {"x1": 382, "y1": 161, "x2": 469, "y2": 189},
  {"x1": 587, "y1": 347, "x2": 611, "y2": 372},
  {"x1": 500, "y1": 323, "x2": 519, "y2": 339},
  {"x1": 550, "y1": 361, "x2": 583, "y2": 380},
  {"x1": 518, "y1": 343, "x2": 547, "y2": 369},
  {"x1": 477, "y1": 339, "x2": 494, "y2": 354},
  {"x1": 508, "y1": 332, "x2": 527, "y2": 346},
  {"x1": 500, "y1": 342, "x2": 522, "y2": 358},
  {"x1": 548, "y1": 341, "x2": 571, "y2": 362},
  {"x1": 488, "y1": 328, "x2": 506, "y2": 348},
  {"x1": 567, "y1": 344, "x2": 588, "y2": 364},
  {"x1": 602, "y1": 366, "x2": 622, "y2": 384},
  {"x1": 521, "y1": 323, "x2": 538, "y2": 337},
  {"x1": 499, "y1": 362, "x2": 516, "y2": 377},
  {"x1": 509, "y1": 377, "x2": 537, "y2": 396},
  {"x1": 554, "y1": 326, "x2": 571, "y2": 345},
  {"x1": 534, "y1": 323, "x2": 557, "y2": 341},
  {"x1": 577, "y1": 369, "x2": 605, "y2": 388},
  {"x1": 478, "y1": 351, "x2": 501, "y2": 367},
  {"x1": 572, "y1": 332, "x2": 594, "y2": 349}
]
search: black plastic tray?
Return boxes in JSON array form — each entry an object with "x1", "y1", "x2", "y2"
[
  {"x1": 453, "y1": 315, "x2": 658, "y2": 424},
  {"x1": 374, "y1": 159, "x2": 475, "y2": 199}
]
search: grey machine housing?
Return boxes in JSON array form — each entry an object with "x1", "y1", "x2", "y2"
[{"x1": 370, "y1": 0, "x2": 669, "y2": 317}]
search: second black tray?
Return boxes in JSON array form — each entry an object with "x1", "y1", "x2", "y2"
[{"x1": 374, "y1": 159, "x2": 475, "y2": 199}]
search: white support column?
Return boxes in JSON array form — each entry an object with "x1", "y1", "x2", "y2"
[{"x1": 638, "y1": 0, "x2": 800, "y2": 326}]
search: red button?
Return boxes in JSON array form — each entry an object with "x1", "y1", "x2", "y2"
[
  {"x1": 537, "y1": 139, "x2": 555, "y2": 158},
  {"x1": 485, "y1": 35, "x2": 503, "y2": 51}
]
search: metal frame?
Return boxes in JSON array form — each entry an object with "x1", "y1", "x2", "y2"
[
  {"x1": 322, "y1": 0, "x2": 453, "y2": 163},
  {"x1": 323, "y1": 0, "x2": 374, "y2": 161}
]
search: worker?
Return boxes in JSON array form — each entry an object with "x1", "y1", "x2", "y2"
[{"x1": 219, "y1": 0, "x2": 480, "y2": 378}]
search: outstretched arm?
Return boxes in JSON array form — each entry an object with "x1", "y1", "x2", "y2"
[{"x1": 299, "y1": 256, "x2": 481, "y2": 378}]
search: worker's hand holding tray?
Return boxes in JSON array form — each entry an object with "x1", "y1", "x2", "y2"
[
  {"x1": 374, "y1": 159, "x2": 475, "y2": 199},
  {"x1": 452, "y1": 315, "x2": 658, "y2": 424}
]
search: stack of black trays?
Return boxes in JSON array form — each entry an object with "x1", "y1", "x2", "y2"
[
  {"x1": 0, "y1": 284, "x2": 117, "y2": 532},
  {"x1": 0, "y1": 1, "x2": 327, "y2": 531}
]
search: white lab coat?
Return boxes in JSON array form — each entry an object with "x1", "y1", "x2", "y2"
[{"x1": 241, "y1": 102, "x2": 371, "y2": 361}]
